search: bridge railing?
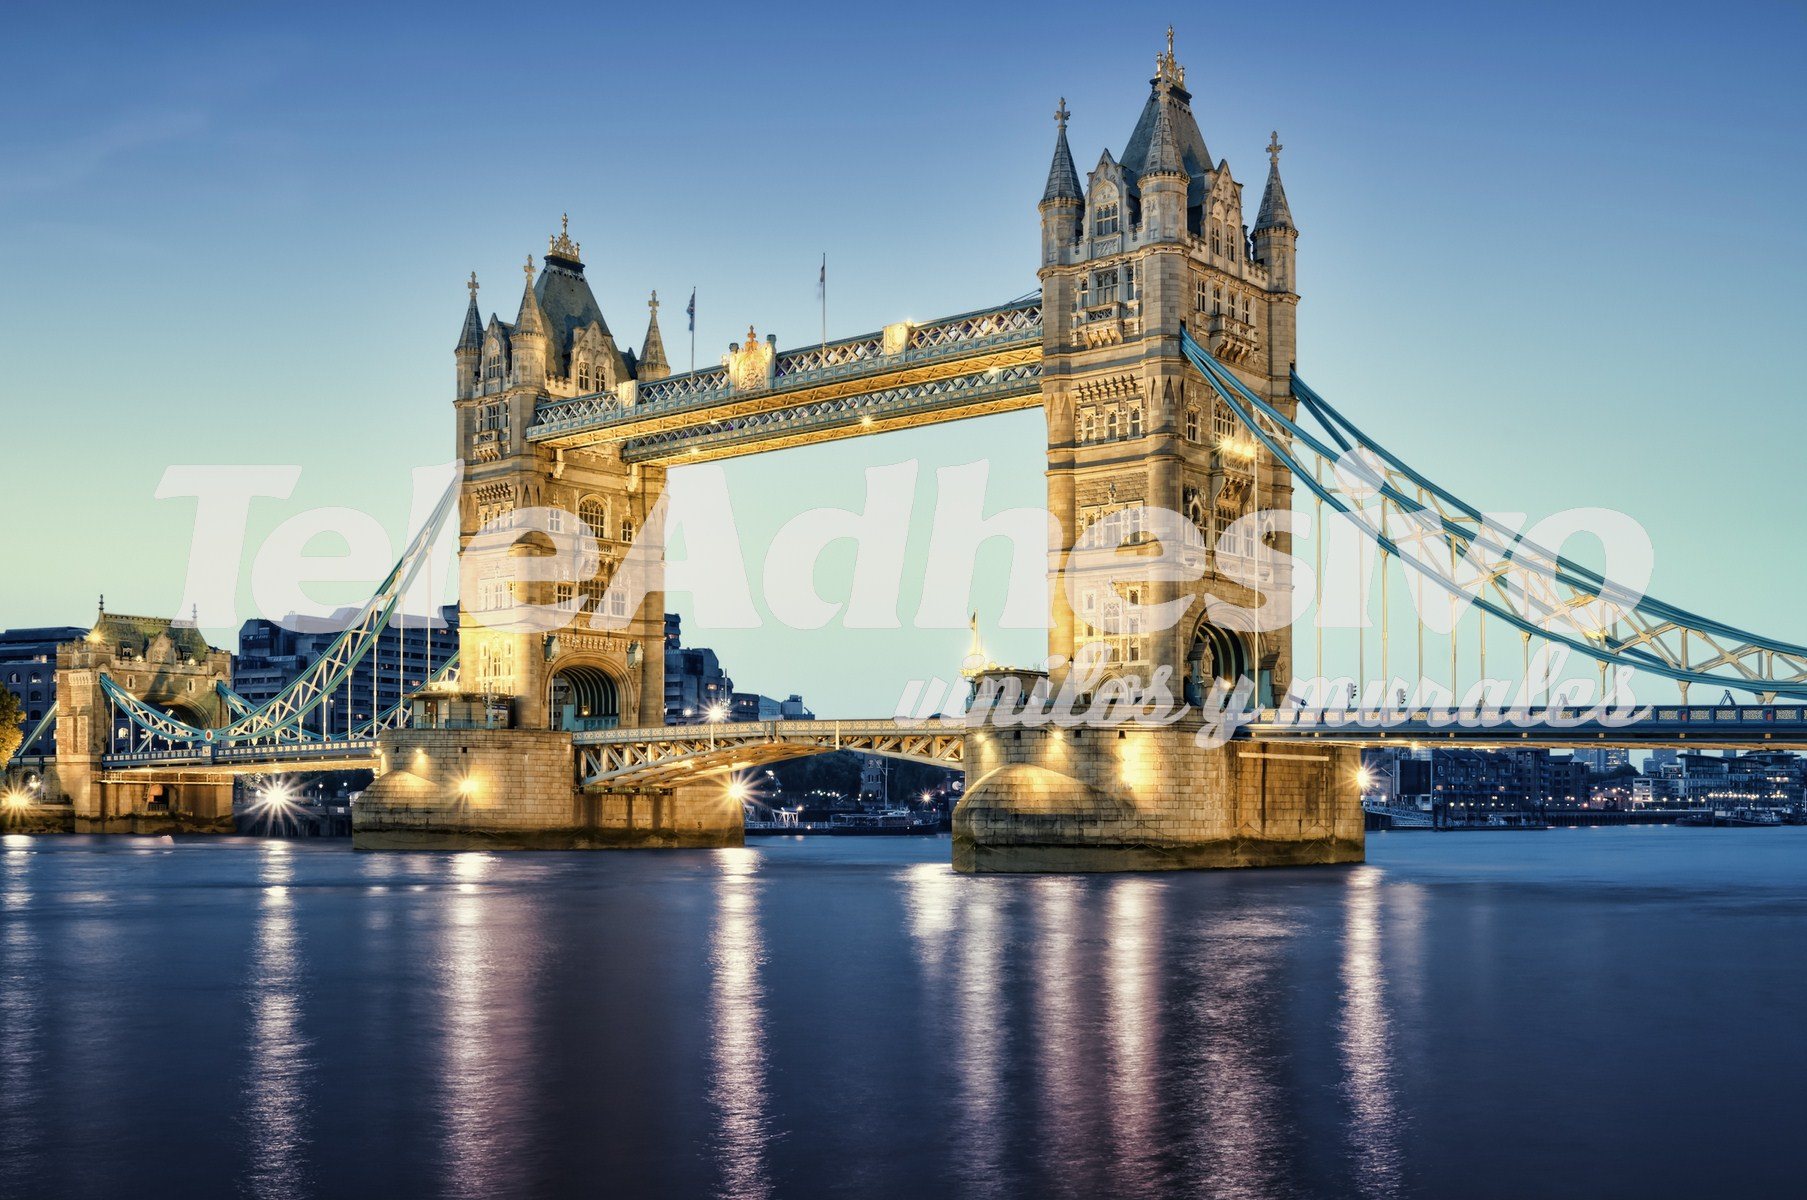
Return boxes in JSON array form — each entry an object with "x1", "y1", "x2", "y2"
[{"x1": 570, "y1": 717, "x2": 962, "y2": 747}]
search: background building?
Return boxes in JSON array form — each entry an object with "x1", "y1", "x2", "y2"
[
  {"x1": 1, "y1": 626, "x2": 86, "y2": 756},
  {"x1": 235, "y1": 605, "x2": 459, "y2": 735}
]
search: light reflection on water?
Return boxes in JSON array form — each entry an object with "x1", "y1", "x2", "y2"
[
  {"x1": 3, "y1": 831, "x2": 1806, "y2": 1199},
  {"x1": 1339, "y1": 867, "x2": 1403, "y2": 1199},
  {"x1": 242, "y1": 844, "x2": 310, "y2": 1200},
  {"x1": 1104, "y1": 877, "x2": 1164, "y2": 1194},
  {"x1": 709, "y1": 848, "x2": 772, "y2": 1200}
]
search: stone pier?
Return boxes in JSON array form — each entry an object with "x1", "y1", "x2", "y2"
[
  {"x1": 952, "y1": 723, "x2": 1362, "y2": 872},
  {"x1": 352, "y1": 727, "x2": 743, "y2": 850}
]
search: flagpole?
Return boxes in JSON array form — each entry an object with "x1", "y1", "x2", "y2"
[
  {"x1": 688, "y1": 286, "x2": 696, "y2": 374},
  {"x1": 819, "y1": 252, "x2": 826, "y2": 353}
]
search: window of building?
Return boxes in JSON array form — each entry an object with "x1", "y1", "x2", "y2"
[
  {"x1": 1128, "y1": 406, "x2": 1143, "y2": 438},
  {"x1": 1185, "y1": 408, "x2": 1201, "y2": 441},
  {"x1": 1212, "y1": 287, "x2": 1222, "y2": 315},
  {"x1": 620, "y1": 518, "x2": 636, "y2": 544},
  {"x1": 1094, "y1": 269, "x2": 1119, "y2": 305},
  {"x1": 1210, "y1": 225, "x2": 1222, "y2": 255},
  {"x1": 1195, "y1": 279, "x2": 1209, "y2": 312},
  {"x1": 576, "y1": 363, "x2": 591, "y2": 391},
  {"x1": 1106, "y1": 410, "x2": 1120, "y2": 440},
  {"x1": 577, "y1": 496, "x2": 608, "y2": 538},
  {"x1": 1093, "y1": 201, "x2": 1120, "y2": 237}
]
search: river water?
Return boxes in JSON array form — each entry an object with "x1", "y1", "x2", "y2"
[{"x1": 1, "y1": 828, "x2": 1802, "y2": 1199}]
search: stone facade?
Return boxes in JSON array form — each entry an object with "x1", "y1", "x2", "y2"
[
  {"x1": 352, "y1": 727, "x2": 742, "y2": 849},
  {"x1": 46, "y1": 612, "x2": 233, "y2": 825},
  {"x1": 454, "y1": 234, "x2": 668, "y2": 735},
  {"x1": 955, "y1": 723, "x2": 1360, "y2": 872},
  {"x1": 951, "y1": 36, "x2": 1357, "y2": 872},
  {"x1": 1038, "y1": 36, "x2": 1299, "y2": 707}
]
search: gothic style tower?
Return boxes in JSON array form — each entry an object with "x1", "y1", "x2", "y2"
[
  {"x1": 1039, "y1": 31, "x2": 1299, "y2": 707},
  {"x1": 450, "y1": 220, "x2": 666, "y2": 731},
  {"x1": 956, "y1": 29, "x2": 1354, "y2": 872}
]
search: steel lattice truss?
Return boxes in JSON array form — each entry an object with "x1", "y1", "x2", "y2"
[
  {"x1": 100, "y1": 484, "x2": 460, "y2": 747},
  {"x1": 618, "y1": 364, "x2": 1042, "y2": 461},
  {"x1": 1181, "y1": 330, "x2": 1807, "y2": 701},
  {"x1": 528, "y1": 300, "x2": 1044, "y2": 442},
  {"x1": 574, "y1": 720, "x2": 965, "y2": 790}
]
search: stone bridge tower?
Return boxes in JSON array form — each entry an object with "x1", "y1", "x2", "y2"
[
  {"x1": 51, "y1": 610, "x2": 234, "y2": 826},
  {"x1": 955, "y1": 32, "x2": 1358, "y2": 872},
  {"x1": 1038, "y1": 31, "x2": 1299, "y2": 708},
  {"x1": 452, "y1": 221, "x2": 669, "y2": 732}
]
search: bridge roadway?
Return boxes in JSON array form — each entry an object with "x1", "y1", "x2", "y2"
[{"x1": 84, "y1": 705, "x2": 1807, "y2": 785}]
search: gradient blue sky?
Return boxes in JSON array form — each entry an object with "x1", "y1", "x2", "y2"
[{"x1": 2, "y1": 1, "x2": 1803, "y2": 713}]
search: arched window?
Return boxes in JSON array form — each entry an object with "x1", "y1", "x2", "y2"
[
  {"x1": 577, "y1": 496, "x2": 608, "y2": 538},
  {"x1": 576, "y1": 363, "x2": 591, "y2": 391},
  {"x1": 1128, "y1": 406, "x2": 1143, "y2": 438},
  {"x1": 1185, "y1": 408, "x2": 1201, "y2": 441},
  {"x1": 1210, "y1": 225, "x2": 1222, "y2": 255},
  {"x1": 1092, "y1": 200, "x2": 1120, "y2": 237},
  {"x1": 1106, "y1": 410, "x2": 1120, "y2": 440}
]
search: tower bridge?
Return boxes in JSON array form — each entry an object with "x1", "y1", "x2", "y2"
[{"x1": 10, "y1": 32, "x2": 1807, "y2": 865}]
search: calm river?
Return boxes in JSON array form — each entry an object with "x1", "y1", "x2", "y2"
[{"x1": 1, "y1": 828, "x2": 1803, "y2": 1199}]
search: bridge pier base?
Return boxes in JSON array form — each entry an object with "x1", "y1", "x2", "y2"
[
  {"x1": 353, "y1": 728, "x2": 743, "y2": 850},
  {"x1": 952, "y1": 726, "x2": 1363, "y2": 873}
]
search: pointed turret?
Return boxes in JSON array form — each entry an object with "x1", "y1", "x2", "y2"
[
  {"x1": 1039, "y1": 98, "x2": 1084, "y2": 267},
  {"x1": 1138, "y1": 76, "x2": 1189, "y2": 242},
  {"x1": 454, "y1": 271, "x2": 483, "y2": 399},
  {"x1": 639, "y1": 290, "x2": 670, "y2": 381},
  {"x1": 1254, "y1": 132, "x2": 1294, "y2": 232},
  {"x1": 1143, "y1": 81, "x2": 1186, "y2": 179},
  {"x1": 510, "y1": 254, "x2": 548, "y2": 387},
  {"x1": 456, "y1": 271, "x2": 484, "y2": 351},
  {"x1": 1042, "y1": 98, "x2": 1083, "y2": 204}
]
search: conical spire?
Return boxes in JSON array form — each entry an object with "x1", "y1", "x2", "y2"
[
  {"x1": 1254, "y1": 132, "x2": 1295, "y2": 232},
  {"x1": 640, "y1": 290, "x2": 670, "y2": 378},
  {"x1": 514, "y1": 254, "x2": 547, "y2": 337},
  {"x1": 1143, "y1": 79, "x2": 1186, "y2": 179},
  {"x1": 456, "y1": 271, "x2": 483, "y2": 351},
  {"x1": 1041, "y1": 98, "x2": 1083, "y2": 204}
]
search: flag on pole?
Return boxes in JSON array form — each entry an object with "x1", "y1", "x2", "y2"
[
  {"x1": 817, "y1": 256, "x2": 826, "y2": 300},
  {"x1": 686, "y1": 288, "x2": 696, "y2": 332}
]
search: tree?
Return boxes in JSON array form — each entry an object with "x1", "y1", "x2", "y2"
[{"x1": 0, "y1": 689, "x2": 22, "y2": 765}]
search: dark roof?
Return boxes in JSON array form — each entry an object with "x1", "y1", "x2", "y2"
[
  {"x1": 1255, "y1": 158, "x2": 1295, "y2": 231},
  {"x1": 1042, "y1": 124, "x2": 1083, "y2": 204},
  {"x1": 534, "y1": 257, "x2": 614, "y2": 378},
  {"x1": 456, "y1": 295, "x2": 484, "y2": 352},
  {"x1": 1120, "y1": 81, "x2": 1213, "y2": 206}
]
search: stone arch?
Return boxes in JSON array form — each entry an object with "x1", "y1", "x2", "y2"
[
  {"x1": 1183, "y1": 614, "x2": 1252, "y2": 706},
  {"x1": 547, "y1": 657, "x2": 625, "y2": 732}
]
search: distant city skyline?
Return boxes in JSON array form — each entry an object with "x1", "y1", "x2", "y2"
[{"x1": 3, "y1": 0, "x2": 1803, "y2": 715}]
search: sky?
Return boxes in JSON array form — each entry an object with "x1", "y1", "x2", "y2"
[{"x1": 1, "y1": 0, "x2": 1803, "y2": 714}]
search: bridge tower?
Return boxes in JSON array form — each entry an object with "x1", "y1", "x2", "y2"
[
  {"x1": 1039, "y1": 34, "x2": 1298, "y2": 705},
  {"x1": 451, "y1": 225, "x2": 667, "y2": 732},
  {"x1": 50, "y1": 610, "x2": 234, "y2": 829},
  {"x1": 356, "y1": 224, "x2": 740, "y2": 848},
  {"x1": 955, "y1": 32, "x2": 1359, "y2": 871}
]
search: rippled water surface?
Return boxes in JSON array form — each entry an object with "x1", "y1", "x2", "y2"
[{"x1": 2, "y1": 829, "x2": 1804, "y2": 1199}]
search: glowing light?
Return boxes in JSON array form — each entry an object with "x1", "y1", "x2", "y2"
[
  {"x1": 2, "y1": 789, "x2": 29, "y2": 811},
  {"x1": 706, "y1": 701, "x2": 729, "y2": 723},
  {"x1": 456, "y1": 776, "x2": 479, "y2": 798},
  {"x1": 1218, "y1": 434, "x2": 1259, "y2": 462},
  {"x1": 1355, "y1": 766, "x2": 1376, "y2": 793},
  {"x1": 726, "y1": 779, "x2": 751, "y2": 803}
]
